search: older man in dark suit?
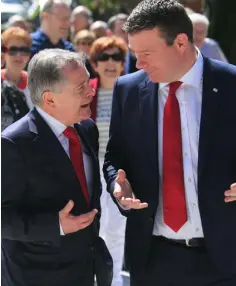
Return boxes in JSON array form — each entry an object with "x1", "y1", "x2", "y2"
[{"x1": 2, "y1": 49, "x2": 111, "y2": 286}]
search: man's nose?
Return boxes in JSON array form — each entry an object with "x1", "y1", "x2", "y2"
[
  {"x1": 136, "y1": 58, "x2": 147, "y2": 70},
  {"x1": 88, "y1": 85, "x2": 95, "y2": 97}
]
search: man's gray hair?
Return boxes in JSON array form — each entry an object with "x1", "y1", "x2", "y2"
[
  {"x1": 189, "y1": 13, "x2": 210, "y2": 28},
  {"x1": 27, "y1": 49, "x2": 85, "y2": 106}
]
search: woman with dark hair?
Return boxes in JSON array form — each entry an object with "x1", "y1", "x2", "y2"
[{"x1": 89, "y1": 36, "x2": 127, "y2": 286}]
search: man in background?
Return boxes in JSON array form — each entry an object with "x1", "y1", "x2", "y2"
[
  {"x1": 189, "y1": 13, "x2": 228, "y2": 62},
  {"x1": 90, "y1": 21, "x2": 108, "y2": 39},
  {"x1": 31, "y1": 0, "x2": 73, "y2": 57},
  {"x1": 108, "y1": 13, "x2": 137, "y2": 74},
  {"x1": 71, "y1": 5, "x2": 93, "y2": 39}
]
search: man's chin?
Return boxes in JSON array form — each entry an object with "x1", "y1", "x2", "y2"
[
  {"x1": 148, "y1": 72, "x2": 160, "y2": 83},
  {"x1": 78, "y1": 110, "x2": 91, "y2": 122}
]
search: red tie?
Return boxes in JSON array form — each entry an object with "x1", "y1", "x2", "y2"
[
  {"x1": 163, "y1": 81, "x2": 187, "y2": 232},
  {"x1": 63, "y1": 127, "x2": 90, "y2": 206}
]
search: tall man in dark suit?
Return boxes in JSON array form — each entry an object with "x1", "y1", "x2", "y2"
[
  {"x1": 103, "y1": 0, "x2": 236, "y2": 285},
  {"x1": 2, "y1": 49, "x2": 104, "y2": 286}
]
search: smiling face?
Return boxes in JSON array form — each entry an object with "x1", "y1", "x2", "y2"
[
  {"x1": 93, "y1": 47, "x2": 124, "y2": 80},
  {"x1": 42, "y1": 65, "x2": 95, "y2": 125},
  {"x1": 5, "y1": 38, "x2": 31, "y2": 71},
  {"x1": 129, "y1": 28, "x2": 189, "y2": 83}
]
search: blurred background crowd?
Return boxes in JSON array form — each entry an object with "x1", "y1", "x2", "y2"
[
  {"x1": 1, "y1": 1, "x2": 236, "y2": 285},
  {"x1": 1, "y1": 0, "x2": 236, "y2": 131}
]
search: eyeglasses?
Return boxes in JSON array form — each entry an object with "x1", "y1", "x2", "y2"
[
  {"x1": 96, "y1": 52, "x2": 124, "y2": 62},
  {"x1": 6, "y1": 46, "x2": 31, "y2": 56},
  {"x1": 1, "y1": 45, "x2": 7, "y2": 53}
]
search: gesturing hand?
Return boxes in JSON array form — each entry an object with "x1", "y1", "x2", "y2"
[
  {"x1": 114, "y1": 169, "x2": 148, "y2": 210},
  {"x1": 59, "y1": 200, "x2": 98, "y2": 234},
  {"x1": 225, "y1": 183, "x2": 236, "y2": 203}
]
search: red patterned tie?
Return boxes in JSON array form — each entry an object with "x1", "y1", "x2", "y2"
[
  {"x1": 63, "y1": 127, "x2": 90, "y2": 206},
  {"x1": 163, "y1": 81, "x2": 187, "y2": 232}
]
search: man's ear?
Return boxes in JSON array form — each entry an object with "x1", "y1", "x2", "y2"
[
  {"x1": 174, "y1": 33, "x2": 189, "y2": 50},
  {"x1": 42, "y1": 91, "x2": 56, "y2": 108},
  {"x1": 42, "y1": 12, "x2": 50, "y2": 22}
]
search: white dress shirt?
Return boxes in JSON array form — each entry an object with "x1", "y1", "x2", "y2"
[
  {"x1": 153, "y1": 51, "x2": 204, "y2": 239},
  {"x1": 36, "y1": 107, "x2": 93, "y2": 235}
]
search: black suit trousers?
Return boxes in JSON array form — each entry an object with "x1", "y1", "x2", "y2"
[{"x1": 131, "y1": 236, "x2": 236, "y2": 286}]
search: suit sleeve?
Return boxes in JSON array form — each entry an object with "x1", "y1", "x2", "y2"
[
  {"x1": 1, "y1": 136, "x2": 60, "y2": 246},
  {"x1": 103, "y1": 79, "x2": 129, "y2": 217}
]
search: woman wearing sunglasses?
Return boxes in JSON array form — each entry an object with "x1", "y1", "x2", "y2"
[
  {"x1": 1, "y1": 27, "x2": 33, "y2": 112},
  {"x1": 89, "y1": 36, "x2": 127, "y2": 286}
]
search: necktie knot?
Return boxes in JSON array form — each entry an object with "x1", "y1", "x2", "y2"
[
  {"x1": 169, "y1": 81, "x2": 182, "y2": 95},
  {"x1": 63, "y1": 126, "x2": 79, "y2": 142}
]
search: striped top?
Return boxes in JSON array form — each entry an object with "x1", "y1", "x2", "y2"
[{"x1": 96, "y1": 88, "x2": 113, "y2": 160}]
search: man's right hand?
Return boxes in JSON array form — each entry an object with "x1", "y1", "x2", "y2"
[
  {"x1": 59, "y1": 200, "x2": 98, "y2": 234},
  {"x1": 114, "y1": 169, "x2": 148, "y2": 210}
]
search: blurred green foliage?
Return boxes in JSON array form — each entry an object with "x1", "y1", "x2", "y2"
[{"x1": 79, "y1": 0, "x2": 119, "y2": 9}]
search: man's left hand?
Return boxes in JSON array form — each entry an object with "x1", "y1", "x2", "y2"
[{"x1": 224, "y1": 183, "x2": 236, "y2": 202}]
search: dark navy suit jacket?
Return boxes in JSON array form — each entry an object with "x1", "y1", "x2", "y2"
[
  {"x1": 31, "y1": 29, "x2": 75, "y2": 57},
  {"x1": 103, "y1": 58, "x2": 236, "y2": 281},
  {"x1": 2, "y1": 108, "x2": 101, "y2": 286}
]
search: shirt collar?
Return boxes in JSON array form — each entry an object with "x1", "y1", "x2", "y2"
[
  {"x1": 36, "y1": 106, "x2": 66, "y2": 138},
  {"x1": 159, "y1": 48, "x2": 203, "y2": 91}
]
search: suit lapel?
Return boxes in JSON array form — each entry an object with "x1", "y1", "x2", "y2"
[
  {"x1": 75, "y1": 123, "x2": 98, "y2": 163},
  {"x1": 198, "y1": 58, "x2": 221, "y2": 186},
  {"x1": 28, "y1": 109, "x2": 88, "y2": 207},
  {"x1": 138, "y1": 77, "x2": 159, "y2": 198},
  {"x1": 75, "y1": 123, "x2": 100, "y2": 206},
  {"x1": 139, "y1": 77, "x2": 159, "y2": 139}
]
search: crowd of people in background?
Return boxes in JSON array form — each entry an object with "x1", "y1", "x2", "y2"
[{"x1": 0, "y1": 1, "x2": 233, "y2": 285}]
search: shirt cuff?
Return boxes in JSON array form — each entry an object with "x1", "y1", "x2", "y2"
[{"x1": 59, "y1": 220, "x2": 65, "y2": 235}]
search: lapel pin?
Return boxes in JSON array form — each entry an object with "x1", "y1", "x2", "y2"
[{"x1": 213, "y1": 88, "x2": 218, "y2": 92}]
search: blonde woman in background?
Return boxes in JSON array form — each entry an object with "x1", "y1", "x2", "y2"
[{"x1": 73, "y1": 29, "x2": 96, "y2": 56}]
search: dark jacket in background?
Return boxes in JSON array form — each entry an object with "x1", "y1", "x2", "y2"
[
  {"x1": 125, "y1": 50, "x2": 138, "y2": 74},
  {"x1": 1, "y1": 80, "x2": 29, "y2": 130},
  {"x1": 30, "y1": 29, "x2": 75, "y2": 57},
  {"x1": 206, "y1": 0, "x2": 236, "y2": 65}
]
